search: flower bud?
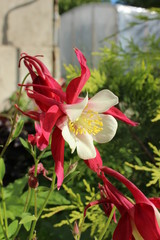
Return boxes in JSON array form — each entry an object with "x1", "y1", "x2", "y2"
[
  {"x1": 72, "y1": 221, "x2": 79, "y2": 236},
  {"x1": 28, "y1": 175, "x2": 39, "y2": 188},
  {"x1": 67, "y1": 161, "x2": 78, "y2": 175}
]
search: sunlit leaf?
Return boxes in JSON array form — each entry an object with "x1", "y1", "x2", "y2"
[
  {"x1": 0, "y1": 158, "x2": 5, "y2": 181},
  {"x1": 12, "y1": 118, "x2": 24, "y2": 141},
  {"x1": 8, "y1": 220, "x2": 18, "y2": 238}
]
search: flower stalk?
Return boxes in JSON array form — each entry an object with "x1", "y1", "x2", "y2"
[
  {"x1": 0, "y1": 73, "x2": 30, "y2": 159},
  {"x1": 0, "y1": 206, "x2": 8, "y2": 240},
  {"x1": 0, "y1": 180, "x2": 8, "y2": 239},
  {"x1": 13, "y1": 187, "x2": 32, "y2": 239},
  {"x1": 28, "y1": 172, "x2": 56, "y2": 240}
]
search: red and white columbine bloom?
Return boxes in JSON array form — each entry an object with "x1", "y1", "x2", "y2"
[
  {"x1": 17, "y1": 48, "x2": 138, "y2": 188},
  {"x1": 58, "y1": 90, "x2": 118, "y2": 159}
]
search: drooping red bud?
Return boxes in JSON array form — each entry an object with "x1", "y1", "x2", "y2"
[{"x1": 28, "y1": 175, "x2": 39, "y2": 189}]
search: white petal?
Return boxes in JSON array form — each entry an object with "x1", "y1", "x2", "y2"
[
  {"x1": 92, "y1": 114, "x2": 118, "y2": 143},
  {"x1": 76, "y1": 132, "x2": 96, "y2": 160},
  {"x1": 61, "y1": 124, "x2": 76, "y2": 153},
  {"x1": 87, "y1": 89, "x2": 118, "y2": 113},
  {"x1": 63, "y1": 94, "x2": 88, "y2": 122}
]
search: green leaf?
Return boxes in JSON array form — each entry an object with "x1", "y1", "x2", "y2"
[
  {"x1": 0, "y1": 158, "x2": 5, "y2": 181},
  {"x1": 6, "y1": 199, "x2": 24, "y2": 219},
  {"x1": 20, "y1": 214, "x2": 36, "y2": 224},
  {"x1": 38, "y1": 190, "x2": 71, "y2": 206},
  {"x1": 19, "y1": 137, "x2": 33, "y2": 155},
  {"x1": 12, "y1": 118, "x2": 24, "y2": 140},
  {"x1": 19, "y1": 213, "x2": 36, "y2": 231},
  {"x1": 37, "y1": 186, "x2": 50, "y2": 192},
  {"x1": 4, "y1": 176, "x2": 28, "y2": 199},
  {"x1": 40, "y1": 151, "x2": 52, "y2": 159},
  {"x1": 8, "y1": 220, "x2": 18, "y2": 238},
  {"x1": 23, "y1": 221, "x2": 32, "y2": 232}
]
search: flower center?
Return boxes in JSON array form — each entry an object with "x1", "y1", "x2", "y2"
[{"x1": 69, "y1": 109, "x2": 103, "y2": 135}]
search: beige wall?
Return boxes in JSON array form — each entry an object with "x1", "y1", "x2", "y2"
[{"x1": 0, "y1": 0, "x2": 54, "y2": 111}]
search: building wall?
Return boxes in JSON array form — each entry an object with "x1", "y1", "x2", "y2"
[{"x1": 0, "y1": 0, "x2": 54, "y2": 110}]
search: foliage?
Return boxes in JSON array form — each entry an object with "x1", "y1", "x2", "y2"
[
  {"x1": 126, "y1": 143, "x2": 160, "y2": 187},
  {"x1": 116, "y1": 0, "x2": 160, "y2": 9},
  {"x1": 152, "y1": 107, "x2": 160, "y2": 122},
  {"x1": 64, "y1": 64, "x2": 106, "y2": 95},
  {"x1": 0, "y1": 170, "x2": 71, "y2": 239},
  {"x1": 126, "y1": 111, "x2": 160, "y2": 188},
  {"x1": 42, "y1": 179, "x2": 116, "y2": 239},
  {"x1": 59, "y1": 0, "x2": 105, "y2": 14}
]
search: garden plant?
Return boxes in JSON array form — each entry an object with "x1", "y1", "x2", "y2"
[{"x1": 0, "y1": 41, "x2": 160, "y2": 240}]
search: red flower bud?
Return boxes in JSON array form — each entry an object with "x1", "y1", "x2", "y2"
[{"x1": 28, "y1": 175, "x2": 39, "y2": 188}]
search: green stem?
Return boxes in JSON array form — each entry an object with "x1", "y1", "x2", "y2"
[
  {"x1": 13, "y1": 187, "x2": 32, "y2": 239},
  {"x1": 37, "y1": 148, "x2": 47, "y2": 161},
  {"x1": 0, "y1": 206, "x2": 8, "y2": 240},
  {"x1": 34, "y1": 189, "x2": 38, "y2": 218},
  {"x1": 28, "y1": 172, "x2": 56, "y2": 240},
  {"x1": 99, "y1": 206, "x2": 116, "y2": 240},
  {"x1": 0, "y1": 181, "x2": 8, "y2": 239},
  {"x1": 0, "y1": 112, "x2": 17, "y2": 158},
  {"x1": 0, "y1": 73, "x2": 30, "y2": 240},
  {"x1": 33, "y1": 155, "x2": 39, "y2": 219},
  {"x1": 24, "y1": 187, "x2": 32, "y2": 212},
  {"x1": 18, "y1": 150, "x2": 38, "y2": 240},
  {"x1": 0, "y1": 73, "x2": 30, "y2": 159}
]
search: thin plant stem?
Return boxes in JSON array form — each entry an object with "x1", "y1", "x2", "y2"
[
  {"x1": 13, "y1": 143, "x2": 46, "y2": 239},
  {"x1": 99, "y1": 206, "x2": 116, "y2": 240},
  {"x1": 28, "y1": 172, "x2": 56, "y2": 240},
  {"x1": 33, "y1": 158, "x2": 39, "y2": 177},
  {"x1": 37, "y1": 148, "x2": 47, "y2": 161},
  {"x1": 33, "y1": 159, "x2": 38, "y2": 219},
  {"x1": 24, "y1": 187, "x2": 32, "y2": 212},
  {"x1": 0, "y1": 206, "x2": 8, "y2": 240},
  {"x1": 34, "y1": 188, "x2": 38, "y2": 218},
  {"x1": 0, "y1": 181, "x2": 8, "y2": 239},
  {"x1": 0, "y1": 73, "x2": 30, "y2": 159},
  {"x1": 13, "y1": 187, "x2": 32, "y2": 239},
  {"x1": 0, "y1": 73, "x2": 30, "y2": 240}
]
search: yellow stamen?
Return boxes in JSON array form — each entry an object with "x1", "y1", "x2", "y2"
[{"x1": 68, "y1": 109, "x2": 103, "y2": 135}]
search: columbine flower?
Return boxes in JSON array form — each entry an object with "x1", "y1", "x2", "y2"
[
  {"x1": 57, "y1": 89, "x2": 118, "y2": 159},
  {"x1": 85, "y1": 161, "x2": 160, "y2": 240},
  {"x1": 17, "y1": 48, "x2": 138, "y2": 188},
  {"x1": 19, "y1": 53, "x2": 63, "y2": 112}
]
